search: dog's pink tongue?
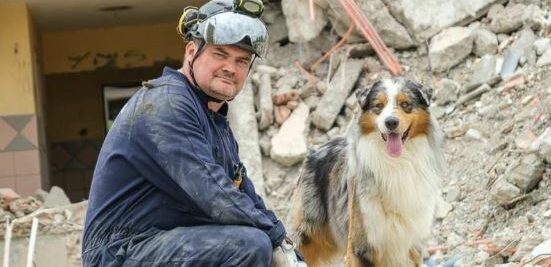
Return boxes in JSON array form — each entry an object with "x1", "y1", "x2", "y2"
[{"x1": 385, "y1": 133, "x2": 403, "y2": 157}]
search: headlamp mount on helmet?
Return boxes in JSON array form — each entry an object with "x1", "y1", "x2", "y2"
[{"x1": 177, "y1": 0, "x2": 268, "y2": 57}]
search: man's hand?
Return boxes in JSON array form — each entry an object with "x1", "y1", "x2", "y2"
[{"x1": 271, "y1": 238, "x2": 307, "y2": 267}]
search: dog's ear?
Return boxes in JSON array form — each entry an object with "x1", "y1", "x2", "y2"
[
  {"x1": 356, "y1": 80, "x2": 381, "y2": 111},
  {"x1": 406, "y1": 80, "x2": 432, "y2": 106}
]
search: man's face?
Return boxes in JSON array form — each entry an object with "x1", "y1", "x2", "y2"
[{"x1": 186, "y1": 42, "x2": 253, "y2": 101}]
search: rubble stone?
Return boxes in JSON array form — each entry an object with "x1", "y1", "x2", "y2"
[
  {"x1": 228, "y1": 82, "x2": 264, "y2": 195},
  {"x1": 312, "y1": 60, "x2": 364, "y2": 130},
  {"x1": 536, "y1": 49, "x2": 551, "y2": 67},
  {"x1": 489, "y1": 4, "x2": 526, "y2": 34},
  {"x1": 323, "y1": 0, "x2": 414, "y2": 49},
  {"x1": 510, "y1": 234, "x2": 543, "y2": 261},
  {"x1": 43, "y1": 186, "x2": 71, "y2": 208},
  {"x1": 257, "y1": 73, "x2": 274, "y2": 130},
  {"x1": 522, "y1": 4, "x2": 546, "y2": 31},
  {"x1": 466, "y1": 55, "x2": 498, "y2": 90},
  {"x1": 530, "y1": 128, "x2": 551, "y2": 163},
  {"x1": 382, "y1": 0, "x2": 504, "y2": 42},
  {"x1": 491, "y1": 178, "x2": 521, "y2": 205},
  {"x1": 429, "y1": 27, "x2": 474, "y2": 72},
  {"x1": 434, "y1": 78, "x2": 460, "y2": 106},
  {"x1": 473, "y1": 28, "x2": 498, "y2": 56},
  {"x1": 486, "y1": 3, "x2": 505, "y2": 20},
  {"x1": 504, "y1": 153, "x2": 545, "y2": 192},
  {"x1": 533, "y1": 38, "x2": 551, "y2": 56},
  {"x1": 270, "y1": 103, "x2": 309, "y2": 166},
  {"x1": 281, "y1": 0, "x2": 327, "y2": 42}
]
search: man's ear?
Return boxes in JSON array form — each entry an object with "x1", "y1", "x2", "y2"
[{"x1": 184, "y1": 41, "x2": 197, "y2": 62}]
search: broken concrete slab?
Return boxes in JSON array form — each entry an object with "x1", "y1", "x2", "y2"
[
  {"x1": 505, "y1": 153, "x2": 545, "y2": 192},
  {"x1": 0, "y1": 234, "x2": 68, "y2": 267},
  {"x1": 382, "y1": 0, "x2": 505, "y2": 42},
  {"x1": 43, "y1": 186, "x2": 71, "y2": 208},
  {"x1": 466, "y1": 55, "x2": 498, "y2": 90},
  {"x1": 270, "y1": 103, "x2": 309, "y2": 166},
  {"x1": 434, "y1": 78, "x2": 460, "y2": 106},
  {"x1": 489, "y1": 4, "x2": 526, "y2": 34},
  {"x1": 281, "y1": 0, "x2": 328, "y2": 42},
  {"x1": 257, "y1": 73, "x2": 274, "y2": 130},
  {"x1": 533, "y1": 38, "x2": 551, "y2": 56},
  {"x1": 323, "y1": 0, "x2": 415, "y2": 49},
  {"x1": 491, "y1": 178, "x2": 522, "y2": 206},
  {"x1": 312, "y1": 60, "x2": 364, "y2": 130},
  {"x1": 473, "y1": 28, "x2": 498, "y2": 56},
  {"x1": 429, "y1": 27, "x2": 474, "y2": 72},
  {"x1": 228, "y1": 82, "x2": 264, "y2": 195},
  {"x1": 536, "y1": 49, "x2": 551, "y2": 67}
]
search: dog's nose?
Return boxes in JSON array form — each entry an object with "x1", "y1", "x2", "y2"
[{"x1": 385, "y1": 117, "x2": 399, "y2": 130}]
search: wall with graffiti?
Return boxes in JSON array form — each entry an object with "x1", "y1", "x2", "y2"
[{"x1": 41, "y1": 22, "x2": 184, "y2": 74}]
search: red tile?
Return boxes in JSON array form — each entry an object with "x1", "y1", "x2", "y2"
[
  {"x1": 14, "y1": 150, "x2": 40, "y2": 175},
  {"x1": 0, "y1": 152, "x2": 15, "y2": 177},
  {"x1": 0, "y1": 176, "x2": 16, "y2": 189},
  {"x1": 15, "y1": 174, "x2": 41, "y2": 197}
]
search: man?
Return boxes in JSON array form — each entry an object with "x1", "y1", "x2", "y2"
[{"x1": 82, "y1": 1, "x2": 300, "y2": 266}]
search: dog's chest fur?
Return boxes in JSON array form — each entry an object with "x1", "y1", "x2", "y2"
[{"x1": 351, "y1": 134, "x2": 440, "y2": 265}]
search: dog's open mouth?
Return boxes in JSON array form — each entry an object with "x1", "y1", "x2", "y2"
[{"x1": 381, "y1": 125, "x2": 411, "y2": 157}]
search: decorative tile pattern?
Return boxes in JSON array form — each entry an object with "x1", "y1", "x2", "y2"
[
  {"x1": 0, "y1": 115, "x2": 37, "y2": 152},
  {"x1": 0, "y1": 119, "x2": 18, "y2": 150}
]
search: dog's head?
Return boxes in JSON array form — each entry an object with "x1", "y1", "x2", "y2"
[{"x1": 355, "y1": 77, "x2": 433, "y2": 158}]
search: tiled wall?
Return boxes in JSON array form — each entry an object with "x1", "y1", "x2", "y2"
[
  {"x1": 0, "y1": 114, "x2": 42, "y2": 196},
  {"x1": 49, "y1": 139, "x2": 102, "y2": 202}
]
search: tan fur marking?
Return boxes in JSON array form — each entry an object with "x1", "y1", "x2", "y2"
[{"x1": 299, "y1": 225, "x2": 339, "y2": 267}]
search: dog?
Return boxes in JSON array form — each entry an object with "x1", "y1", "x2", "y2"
[{"x1": 289, "y1": 77, "x2": 446, "y2": 267}]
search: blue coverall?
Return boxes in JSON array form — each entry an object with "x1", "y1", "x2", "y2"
[{"x1": 82, "y1": 67, "x2": 286, "y2": 266}]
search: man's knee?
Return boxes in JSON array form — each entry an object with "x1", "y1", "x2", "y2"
[{"x1": 230, "y1": 226, "x2": 272, "y2": 265}]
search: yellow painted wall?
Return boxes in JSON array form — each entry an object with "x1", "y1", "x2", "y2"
[
  {"x1": 0, "y1": 3, "x2": 36, "y2": 115},
  {"x1": 41, "y1": 23, "x2": 184, "y2": 75}
]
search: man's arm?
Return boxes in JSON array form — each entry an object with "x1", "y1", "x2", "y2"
[{"x1": 132, "y1": 91, "x2": 285, "y2": 247}]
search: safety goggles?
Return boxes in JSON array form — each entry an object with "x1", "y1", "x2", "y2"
[
  {"x1": 197, "y1": 11, "x2": 269, "y2": 57},
  {"x1": 234, "y1": 0, "x2": 264, "y2": 17}
]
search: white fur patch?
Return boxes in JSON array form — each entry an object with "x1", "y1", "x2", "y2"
[
  {"x1": 352, "y1": 133, "x2": 440, "y2": 266},
  {"x1": 377, "y1": 79, "x2": 399, "y2": 133}
]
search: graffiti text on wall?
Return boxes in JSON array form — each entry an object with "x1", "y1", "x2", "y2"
[{"x1": 67, "y1": 50, "x2": 147, "y2": 70}]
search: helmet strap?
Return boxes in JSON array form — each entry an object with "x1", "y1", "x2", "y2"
[{"x1": 189, "y1": 39, "x2": 226, "y2": 103}]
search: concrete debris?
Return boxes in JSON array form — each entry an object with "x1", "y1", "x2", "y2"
[
  {"x1": 429, "y1": 27, "x2": 474, "y2": 72},
  {"x1": 43, "y1": 186, "x2": 71, "y2": 208},
  {"x1": 504, "y1": 153, "x2": 544, "y2": 192},
  {"x1": 281, "y1": 0, "x2": 327, "y2": 42},
  {"x1": 489, "y1": 4, "x2": 526, "y2": 34},
  {"x1": 536, "y1": 49, "x2": 551, "y2": 67},
  {"x1": 323, "y1": 0, "x2": 415, "y2": 49},
  {"x1": 466, "y1": 55, "x2": 499, "y2": 90},
  {"x1": 533, "y1": 38, "x2": 551, "y2": 56},
  {"x1": 228, "y1": 82, "x2": 265, "y2": 196},
  {"x1": 434, "y1": 79, "x2": 460, "y2": 106},
  {"x1": 257, "y1": 73, "x2": 274, "y2": 130},
  {"x1": 312, "y1": 60, "x2": 363, "y2": 130},
  {"x1": 473, "y1": 28, "x2": 498, "y2": 56},
  {"x1": 491, "y1": 178, "x2": 521, "y2": 206},
  {"x1": 382, "y1": 0, "x2": 503, "y2": 42},
  {"x1": 270, "y1": 103, "x2": 309, "y2": 166}
]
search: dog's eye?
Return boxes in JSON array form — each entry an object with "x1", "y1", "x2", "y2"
[
  {"x1": 401, "y1": 102, "x2": 412, "y2": 112},
  {"x1": 372, "y1": 103, "x2": 384, "y2": 114}
]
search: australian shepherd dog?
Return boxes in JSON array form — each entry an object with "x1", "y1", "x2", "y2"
[{"x1": 289, "y1": 77, "x2": 446, "y2": 267}]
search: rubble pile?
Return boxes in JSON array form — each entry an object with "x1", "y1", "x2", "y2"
[
  {"x1": 0, "y1": 187, "x2": 85, "y2": 267},
  {"x1": 245, "y1": 0, "x2": 551, "y2": 266}
]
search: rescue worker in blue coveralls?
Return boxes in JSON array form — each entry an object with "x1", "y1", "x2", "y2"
[{"x1": 82, "y1": 0, "x2": 304, "y2": 266}]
